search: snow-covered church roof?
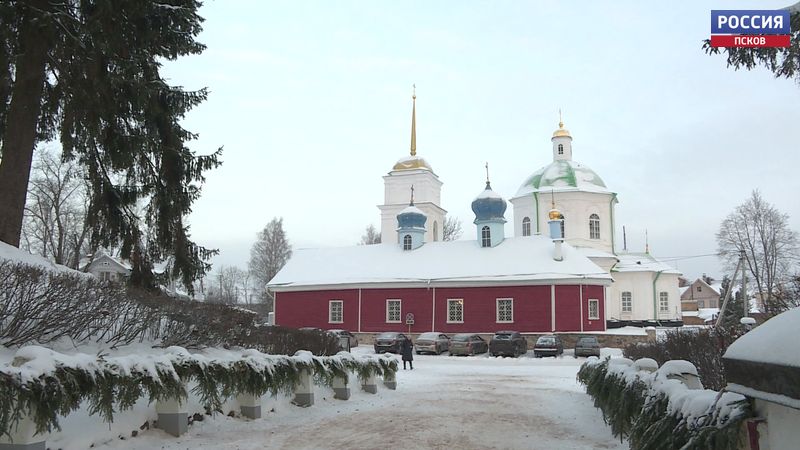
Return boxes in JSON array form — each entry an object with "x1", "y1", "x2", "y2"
[
  {"x1": 514, "y1": 160, "x2": 610, "y2": 198},
  {"x1": 268, "y1": 235, "x2": 612, "y2": 291},
  {"x1": 612, "y1": 253, "x2": 681, "y2": 275}
]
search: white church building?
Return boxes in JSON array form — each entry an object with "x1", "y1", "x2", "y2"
[
  {"x1": 373, "y1": 97, "x2": 682, "y2": 327},
  {"x1": 271, "y1": 94, "x2": 683, "y2": 330}
]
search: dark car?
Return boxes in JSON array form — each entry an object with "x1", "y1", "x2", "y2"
[
  {"x1": 574, "y1": 336, "x2": 601, "y2": 358},
  {"x1": 533, "y1": 334, "x2": 564, "y2": 358},
  {"x1": 373, "y1": 332, "x2": 408, "y2": 354},
  {"x1": 415, "y1": 332, "x2": 450, "y2": 354},
  {"x1": 328, "y1": 329, "x2": 358, "y2": 348},
  {"x1": 489, "y1": 331, "x2": 527, "y2": 357},
  {"x1": 449, "y1": 333, "x2": 489, "y2": 356}
]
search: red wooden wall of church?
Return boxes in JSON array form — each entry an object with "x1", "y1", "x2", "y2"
[{"x1": 275, "y1": 284, "x2": 607, "y2": 333}]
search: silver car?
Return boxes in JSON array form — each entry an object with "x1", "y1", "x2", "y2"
[
  {"x1": 449, "y1": 333, "x2": 489, "y2": 356},
  {"x1": 414, "y1": 332, "x2": 450, "y2": 354}
]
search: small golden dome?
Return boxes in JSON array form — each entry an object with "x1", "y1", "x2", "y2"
[
  {"x1": 552, "y1": 120, "x2": 571, "y2": 138},
  {"x1": 548, "y1": 208, "x2": 562, "y2": 220},
  {"x1": 393, "y1": 155, "x2": 432, "y2": 171}
]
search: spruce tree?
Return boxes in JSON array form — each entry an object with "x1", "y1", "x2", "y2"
[
  {"x1": 720, "y1": 286, "x2": 745, "y2": 330},
  {"x1": 0, "y1": 0, "x2": 220, "y2": 292}
]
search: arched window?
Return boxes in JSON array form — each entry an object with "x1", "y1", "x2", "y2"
[
  {"x1": 481, "y1": 226, "x2": 491, "y2": 248},
  {"x1": 589, "y1": 214, "x2": 600, "y2": 239},
  {"x1": 559, "y1": 214, "x2": 565, "y2": 238},
  {"x1": 433, "y1": 221, "x2": 439, "y2": 242},
  {"x1": 522, "y1": 217, "x2": 531, "y2": 237},
  {"x1": 558, "y1": 144, "x2": 564, "y2": 155},
  {"x1": 403, "y1": 234, "x2": 412, "y2": 250}
]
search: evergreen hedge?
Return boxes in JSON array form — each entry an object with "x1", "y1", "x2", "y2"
[
  {"x1": 577, "y1": 358, "x2": 751, "y2": 450},
  {"x1": 1, "y1": 346, "x2": 397, "y2": 438}
]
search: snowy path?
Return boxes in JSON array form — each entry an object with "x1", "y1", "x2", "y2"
[{"x1": 89, "y1": 348, "x2": 624, "y2": 450}]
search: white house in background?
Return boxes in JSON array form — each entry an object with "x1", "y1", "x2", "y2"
[
  {"x1": 83, "y1": 251, "x2": 180, "y2": 294},
  {"x1": 84, "y1": 251, "x2": 131, "y2": 282}
]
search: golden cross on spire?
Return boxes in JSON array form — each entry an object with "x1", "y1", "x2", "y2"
[
  {"x1": 485, "y1": 162, "x2": 490, "y2": 185},
  {"x1": 558, "y1": 108, "x2": 564, "y2": 128},
  {"x1": 410, "y1": 84, "x2": 417, "y2": 156}
]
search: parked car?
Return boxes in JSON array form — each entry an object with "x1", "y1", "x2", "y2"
[
  {"x1": 489, "y1": 330, "x2": 527, "y2": 357},
  {"x1": 328, "y1": 329, "x2": 358, "y2": 348},
  {"x1": 414, "y1": 332, "x2": 450, "y2": 354},
  {"x1": 449, "y1": 333, "x2": 489, "y2": 356},
  {"x1": 533, "y1": 334, "x2": 564, "y2": 358},
  {"x1": 574, "y1": 336, "x2": 600, "y2": 358},
  {"x1": 373, "y1": 332, "x2": 408, "y2": 354}
]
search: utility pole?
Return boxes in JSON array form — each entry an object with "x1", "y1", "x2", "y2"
[
  {"x1": 715, "y1": 254, "x2": 742, "y2": 329},
  {"x1": 741, "y1": 250, "x2": 748, "y2": 319}
]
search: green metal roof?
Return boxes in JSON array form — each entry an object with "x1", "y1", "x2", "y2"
[{"x1": 515, "y1": 160, "x2": 608, "y2": 197}]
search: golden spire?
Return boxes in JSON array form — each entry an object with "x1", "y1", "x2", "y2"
[
  {"x1": 485, "y1": 162, "x2": 490, "y2": 183},
  {"x1": 559, "y1": 108, "x2": 563, "y2": 128},
  {"x1": 410, "y1": 84, "x2": 417, "y2": 156},
  {"x1": 548, "y1": 189, "x2": 560, "y2": 219}
]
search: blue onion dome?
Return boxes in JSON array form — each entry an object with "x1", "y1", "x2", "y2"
[
  {"x1": 471, "y1": 181, "x2": 507, "y2": 221},
  {"x1": 397, "y1": 203, "x2": 427, "y2": 229}
]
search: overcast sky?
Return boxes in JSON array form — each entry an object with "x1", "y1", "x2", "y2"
[{"x1": 162, "y1": 0, "x2": 800, "y2": 282}]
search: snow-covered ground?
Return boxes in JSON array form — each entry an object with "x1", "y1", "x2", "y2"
[{"x1": 84, "y1": 347, "x2": 624, "y2": 450}]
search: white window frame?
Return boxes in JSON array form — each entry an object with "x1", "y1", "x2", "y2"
[
  {"x1": 659, "y1": 292, "x2": 669, "y2": 313},
  {"x1": 447, "y1": 298, "x2": 464, "y2": 323},
  {"x1": 496, "y1": 298, "x2": 513, "y2": 323},
  {"x1": 621, "y1": 291, "x2": 632, "y2": 313},
  {"x1": 403, "y1": 234, "x2": 412, "y2": 250},
  {"x1": 698, "y1": 300, "x2": 705, "y2": 308},
  {"x1": 386, "y1": 299, "x2": 401, "y2": 323},
  {"x1": 588, "y1": 299, "x2": 600, "y2": 320},
  {"x1": 329, "y1": 300, "x2": 343, "y2": 324},
  {"x1": 589, "y1": 214, "x2": 600, "y2": 240},
  {"x1": 481, "y1": 226, "x2": 491, "y2": 248},
  {"x1": 522, "y1": 217, "x2": 531, "y2": 237}
]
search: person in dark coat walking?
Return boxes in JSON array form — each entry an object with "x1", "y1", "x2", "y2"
[{"x1": 401, "y1": 337, "x2": 414, "y2": 370}]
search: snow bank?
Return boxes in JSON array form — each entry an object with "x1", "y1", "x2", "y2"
[
  {"x1": 0, "y1": 241, "x2": 89, "y2": 277},
  {"x1": 578, "y1": 357, "x2": 750, "y2": 447}
]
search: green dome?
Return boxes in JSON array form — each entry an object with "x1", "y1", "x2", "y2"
[{"x1": 515, "y1": 160, "x2": 608, "y2": 197}]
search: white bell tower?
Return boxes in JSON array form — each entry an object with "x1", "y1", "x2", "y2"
[
  {"x1": 378, "y1": 88, "x2": 446, "y2": 244},
  {"x1": 552, "y1": 110, "x2": 573, "y2": 161}
]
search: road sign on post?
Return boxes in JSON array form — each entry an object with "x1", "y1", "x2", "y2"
[{"x1": 406, "y1": 313, "x2": 415, "y2": 334}]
